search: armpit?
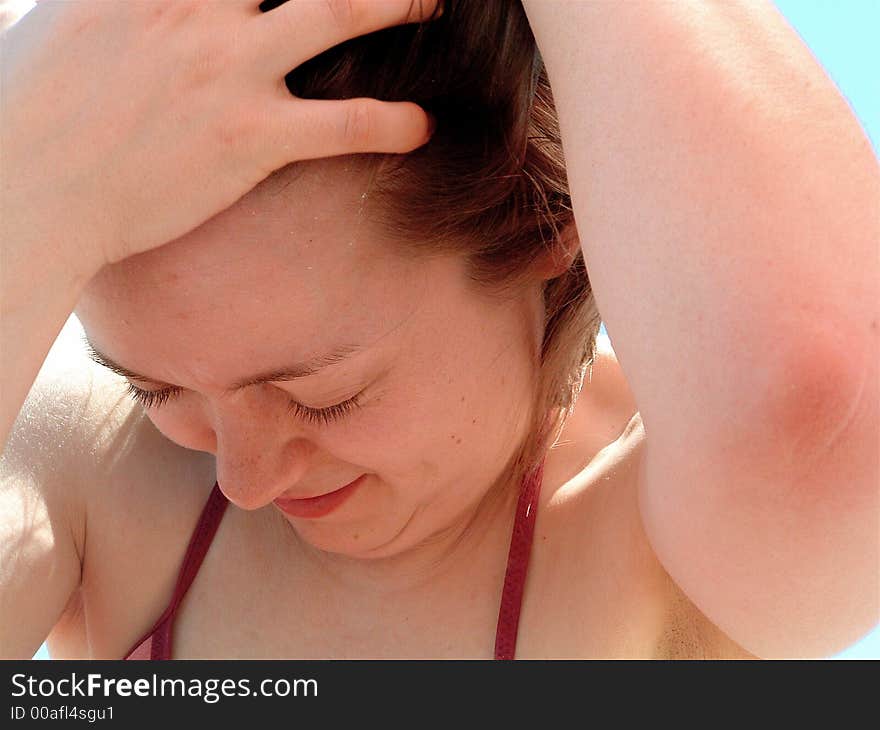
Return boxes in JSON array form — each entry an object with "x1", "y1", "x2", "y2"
[{"x1": 653, "y1": 575, "x2": 758, "y2": 660}]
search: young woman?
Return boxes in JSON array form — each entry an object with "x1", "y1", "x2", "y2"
[{"x1": 1, "y1": 0, "x2": 876, "y2": 659}]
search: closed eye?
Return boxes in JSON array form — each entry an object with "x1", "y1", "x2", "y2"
[
  {"x1": 124, "y1": 383, "x2": 364, "y2": 427},
  {"x1": 124, "y1": 382, "x2": 182, "y2": 410},
  {"x1": 285, "y1": 391, "x2": 364, "y2": 426}
]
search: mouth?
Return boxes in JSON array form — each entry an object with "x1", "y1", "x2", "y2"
[{"x1": 273, "y1": 474, "x2": 367, "y2": 519}]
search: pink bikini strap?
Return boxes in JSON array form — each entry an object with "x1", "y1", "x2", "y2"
[
  {"x1": 494, "y1": 456, "x2": 546, "y2": 660},
  {"x1": 123, "y1": 482, "x2": 228, "y2": 660}
]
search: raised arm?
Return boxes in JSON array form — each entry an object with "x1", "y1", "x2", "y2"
[
  {"x1": 2, "y1": 0, "x2": 441, "y2": 657},
  {"x1": 521, "y1": 0, "x2": 879, "y2": 657}
]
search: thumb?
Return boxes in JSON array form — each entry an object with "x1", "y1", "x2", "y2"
[{"x1": 274, "y1": 97, "x2": 436, "y2": 162}]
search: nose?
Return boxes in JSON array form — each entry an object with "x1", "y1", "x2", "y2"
[
  {"x1": 216, "y1": 437, "x2": 314, "y2": 511},
  {"x1": 208, "y1": 389, "x2": 314, "y2": 510}
]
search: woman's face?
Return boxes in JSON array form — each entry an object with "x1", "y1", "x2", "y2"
[{"x1": 76, "y1": 158, "x2": 546, "y2": 560}]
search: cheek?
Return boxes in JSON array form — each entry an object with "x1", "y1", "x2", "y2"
[
  {"x1": 144, "y1": 407, "x2": 217, "y2": 453},
  {"x1": 451, "y1": 360, "x2": 537, "y2": 474},
  {"x1": 399, "y1": 367, "x2": 526, "y2": 465}
]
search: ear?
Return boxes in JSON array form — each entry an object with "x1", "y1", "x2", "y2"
[{"x1": 532, "y1": 222, "x2": 581, "y2": 281}]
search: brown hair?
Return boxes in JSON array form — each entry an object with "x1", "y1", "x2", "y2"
[{"x1": 264, "y1": 0, "x2": 601, "y2": 497}]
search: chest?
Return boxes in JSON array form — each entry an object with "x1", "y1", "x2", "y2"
[
  {"x1": 63, "y1": 450, "x2": 735, "y2": 660},
  {"x1": 160, "y1": 450, "x2": 674, "y2": 660}
]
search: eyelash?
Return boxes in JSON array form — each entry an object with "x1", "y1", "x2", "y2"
[{"x1": 123, "y1": 383, "x2": 363, "y2": 426}]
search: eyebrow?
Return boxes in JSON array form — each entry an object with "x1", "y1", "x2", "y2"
[{"x1": 82, "y1": 335, "x2": 363, "y2": 392}]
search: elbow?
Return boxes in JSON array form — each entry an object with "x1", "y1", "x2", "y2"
[
  {"x1": 734, "y1": 322, "x2": 878, "y2": 491},
  {"x1": 766, "y1": 338, "x2": 869, "y2": 454}
]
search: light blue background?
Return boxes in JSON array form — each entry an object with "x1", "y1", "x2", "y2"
[{"x1": 32, "y1": 0, "x2": 879, "y2": 660}]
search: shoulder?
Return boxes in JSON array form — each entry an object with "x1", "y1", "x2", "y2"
[
  {"x1": 0, "y1": 315, "x2": 124, "y2": 656},
  {"x1": 6, "y1": 315, "x2": 152, "y2": 513},
  {"x1": 13, "y1": 316, "x2": 215, "y2": 657},
  {"x1": 584, "y1": 333, "x2": 639, "y2": 431},
  {"x1": 542, "y1": 333, "x2": 639, "y2": 476},
  {"x1": 589, "y1": 333, "x2": 636, "y2": 400},
  {"x1": 2, "y1": 315, "x2": 113, "y2": 563},
  {"x1": 532, "y1": 335, "x2": 753, "y2": 657}
]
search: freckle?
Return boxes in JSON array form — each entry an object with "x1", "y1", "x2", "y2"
[
  {"x1": 450, "y1": 434, "x2": 456, "y2": 439},
  {"x1": 460, "y1": 396, "x2": 465, "y2": 403},
  {"x1": 472, "y1": 418, "x2": 477, "y2": 424},
  {"x1": 456, "y1": 437, "x2": 462, "y2": 444},
  {"x1": 353, "y1": 533, "x2": 359, "y2": 540}
]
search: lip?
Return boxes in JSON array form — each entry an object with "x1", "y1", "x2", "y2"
[{"x1": 273, "y1": 474, "x2": 367, "y2": 519}]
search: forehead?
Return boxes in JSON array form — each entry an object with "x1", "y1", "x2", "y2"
[{"x1": 75, "y1": 158, "x2": 436, "y2": 373}]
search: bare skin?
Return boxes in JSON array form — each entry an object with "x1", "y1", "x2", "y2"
[
  {"x1": 41, "y1": 324, "x2": 751, "y2": 659},
  {"x1": 30, "y1": 160, "x2": 753, "y2": 659},
  {"x1": 6, "y1": 1, "x2": 872, "y2": 660}
]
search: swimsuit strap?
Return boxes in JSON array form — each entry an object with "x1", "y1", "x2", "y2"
[
  {"x1": 123, "y1": 482, "x2": 228, "y2": 660},
  {"x1": 126, "y1": 462, "x2": 545, "y2": 660},
  {"x1": 494, "y1": 456, "x2": 546, "y2": 660}
]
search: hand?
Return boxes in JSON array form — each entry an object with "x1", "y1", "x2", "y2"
[{"x1": 0, "y1": 0, "x2": 437, "y2": 271}]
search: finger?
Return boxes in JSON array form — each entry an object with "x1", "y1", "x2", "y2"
[
  {"x1": 264, "y1": 97, "x2": 435, "y2": 163},
  {"x1": 250, "y1": 0, "x2": 441, "y2": 77}
]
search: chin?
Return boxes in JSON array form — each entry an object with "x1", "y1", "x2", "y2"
[{"x1": 282, "y1": 512, "x2": 411, "y2": 561}]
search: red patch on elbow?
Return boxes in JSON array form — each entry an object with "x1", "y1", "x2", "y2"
[{"x1": 760, "y1": 334, "x2": 871, "y2": 460}]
